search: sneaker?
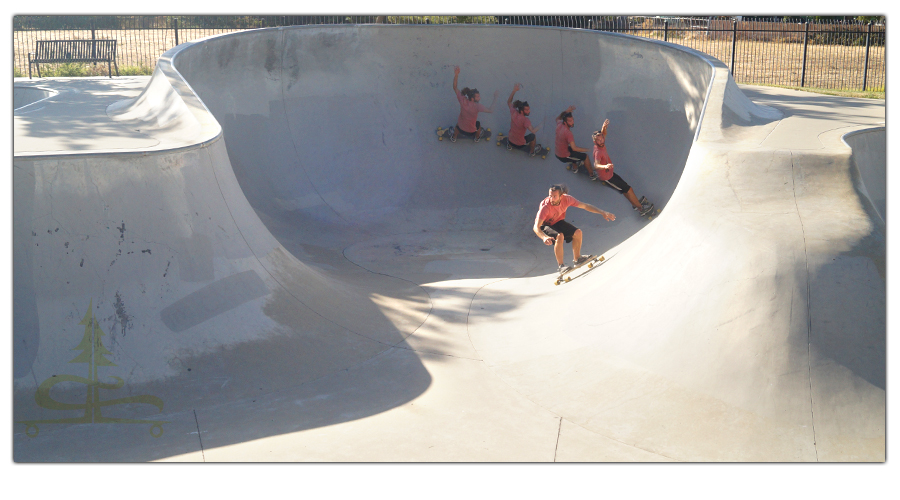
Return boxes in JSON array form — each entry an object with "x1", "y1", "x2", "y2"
[
  {"x1": 557, "y1": 263, "x2": 570, "y2": 274},
  {"x1": 589, "y1": 172, "x2": 599, "y2": 181},
  {"x1": 506, "y1": 141, "x2": 512, "y2": 150},
  {"x1": 529, "y1": 144, "x2": 539, "y2": 156},
  {"x1": 573, "y1": 255, "x2": 592, "y2": 267},
  {"x1": 449, "y1": 133, "x2": 457, "y2": 143},
  {"x1": 640, "y1": 203, "x2": 655, "y2": 217},
  {"x1": 639, "y1": 196, "x2": 648, "y2": 206},
  {"x1": 475, "y1": 130, "x2": 482, "y2": 142}
]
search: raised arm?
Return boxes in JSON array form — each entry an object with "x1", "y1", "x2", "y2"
[
  {"x1": 576, "y1": 201, "x2": 616, "y2": 221},
  {"x1": 600, "y1": 118, "x2": 609, "y2": 137},
  {"x1": 507, "y1": 83, "x2": 520, "y2": 106},
  {"x1": 452, "y1": 65, "x2": 460, "y2": 94},
  {"x1": 556, "y1": 105, "x2": 576, "y2": 121}
]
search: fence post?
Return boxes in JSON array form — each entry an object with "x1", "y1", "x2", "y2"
[
  {"x1": 174, "y1": 17, "x2": 179, "y2": 46},
  {"x1": 730, "y1": 19, "x2": 737, "y2": 76},
  {"x1": 91, "y1": 23, "x2": 97, "y2": 61},
  {"x1": 862, "y1": 21, "x2": 872, "y2": 91},
  {"x1": 800, "y1": 21, "x2": 809, "y2": 87},
  {"x1": 664, "y1": 19, "x2": 668, "y2": 42}
]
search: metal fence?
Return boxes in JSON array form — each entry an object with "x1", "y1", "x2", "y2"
[{"x1": 13, "y1": 15, "x2": 886, "y2": 92}]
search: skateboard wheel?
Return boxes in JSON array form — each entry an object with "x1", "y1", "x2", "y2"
[
  {"x1": 555, "y1": 280, "x2": 561, "y2": 286},
  {"x1": 541, "y1": 155, "x2": 546, "y2": 159},
  {"x1": 599, "y1": 256, "x2": 605, "y2": 261},
  {"x1": 565, "y1": 277, "x2": 571, "y2": 282},
  {"x1": 588, "y1": 263, "x2": 593, "y2": 268},
  {"x1": 439, "y1": 137, "x2": 443, "y2": 141}
]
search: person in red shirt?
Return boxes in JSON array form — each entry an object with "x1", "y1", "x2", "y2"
[
  {"x1": 533, "y1": 184, "x2": 616, "y2": 273},
  {"x1": 592, "y1": 118, "x2": 654, "y2": 216},
  {"x1": 450, "y1": 65, "x2": 497, "y2": 142},
  {"x1": 506, "y1": 83, "x2": 542, "y2": 155},
  {"x1": 554, "y1": 105, "x2": 598, "y2": 179}
]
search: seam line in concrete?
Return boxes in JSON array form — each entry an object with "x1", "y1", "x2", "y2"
[
  {"x1": 553, "y1": 417, "x2": 562, "y2": 462},
  {"x1": 193, "y1": 409, "x2": 206, "y2": 462},
  {"x1": 789, "y1": 150, "x2": 819, "y2": 462}
]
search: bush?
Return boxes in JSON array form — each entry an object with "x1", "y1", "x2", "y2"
[{"x1": 119, "y1": 64, "x2": 153, "y2": 76}]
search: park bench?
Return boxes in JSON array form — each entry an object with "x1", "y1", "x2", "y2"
[{"x1": 28, "y1": 39, "x2": 119, "y2": 79}]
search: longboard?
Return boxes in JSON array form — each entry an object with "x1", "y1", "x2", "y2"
[
  {"x1": 637, "y1": 196, "x2": 661, "y2": 221},
  {"x1": 495, "y1": 134, "x2": 549, "y2": 159},
  {"x1": 436, "y1": 125, "x2": 492, "y2": 142},
  {"x1": 554, "y1": 254, "x2": 603, "y2": 285}
]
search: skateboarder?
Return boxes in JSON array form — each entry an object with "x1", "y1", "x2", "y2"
[
  {"x1": 592, "y1": 119, "x2": 654, "y2": 216},
  {"x1": 533, "y1": 184, "x2": 616, "y2": 273},
  {"x1": 554, "y1": 105, "x2": 598, "y2": 179},
  {"x1": 450, "y1": 65, "x2": 497, "y2": 142},
  {"x1": 506, "y1": 83, "x2": 542, "y2": 155}
]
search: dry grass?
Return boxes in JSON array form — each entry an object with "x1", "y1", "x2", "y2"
[{"x1": 14, "y1": 27, "x2": 886, "y2": 95}]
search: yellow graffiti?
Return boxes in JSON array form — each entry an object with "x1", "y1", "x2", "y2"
[{"x1": 18, "y1": 300, "x2": 167, "y2": 438}]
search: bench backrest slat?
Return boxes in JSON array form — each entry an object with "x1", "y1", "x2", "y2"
[{"x1": 34, "y1": 40, "x2": 117, "y2": 62}]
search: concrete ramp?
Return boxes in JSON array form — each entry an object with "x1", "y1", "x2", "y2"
[{"x1": 13, "y1": 25, "x2": 885, "y2": 461}]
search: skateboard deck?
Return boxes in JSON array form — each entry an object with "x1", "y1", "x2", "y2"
[
  {"x1": 554, "y1": 254, "x2": 603, "y2": 285},
  {"x1": 436, "y1": 125, "x2": 492, "y2": 142},
  {"x1": 495, "y1": 134, "x2": 550, "y2": 159}
]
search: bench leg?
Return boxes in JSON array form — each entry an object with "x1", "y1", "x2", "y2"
[{"x1": 108, "y1": 60, "x2": 112, "y2": 78}]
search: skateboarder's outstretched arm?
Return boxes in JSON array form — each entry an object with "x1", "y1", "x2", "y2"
[
  {"x1": 557, "y1": 105, "x2": 576, "y2": 121},
  {"x1": 507, "y1": 83, "x2": 520, "y2": 106},
  {"x1": 576, "y1": 201, "x2": 616, "y2": 221},
  {"x1": 452, "y1": 65, "x2": 460, "y2": 95},
  {"x1": 568, "y1": 140, "x2": 589, "y2": 154}
]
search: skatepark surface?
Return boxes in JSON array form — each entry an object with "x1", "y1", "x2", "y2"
[{"x1": 13, "y1": 25, "x2": 886, "y2": 462}]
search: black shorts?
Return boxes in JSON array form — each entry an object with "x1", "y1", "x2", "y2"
[
  {"x1": 456, "y1": 121, "x2": 482, "y2": 136},
  {"x1": 509, "y1": 133, "x2": 536, "y2": 149},
  {"x1": 541, "y1": 220, "x2": 578, "y2": 243},
  {"x1": 555, "y1": 147, "x2": 587, "y2": 164},
  {"x1": 603, "y1": 172, "x2": 632, "y2": 193}
]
